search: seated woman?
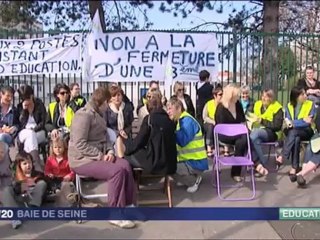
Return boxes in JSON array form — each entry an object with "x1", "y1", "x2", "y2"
[
  {"x1": 250, "y1": 89, "x2": 284, "y2": 176},
  {"x1": 295, "y1": 106, "x2": 320, "y2": 186},
  {"x1": 240, "y1": 85, "x2": 254, "y2": 114},
  {"x1": 202, "y1": 83, "x2": 223, "y2": 156},
  {"x1": 116, "y1": 90, "x2": 177, "y2": 175},
  {"x1": 45, "y1": 83, "x2": 75, "y2": 141},
  {"x1": 172, "y1": 81, "x2": 195, "y2": 117},
  {"x1": 68, "y1": 87, "x2": 136, "y2": 229},
  {"x1": 2, "y1": 151, "x2": 47, "y2": 229},
  {"x1": 0, "y1": 86, "x2": 20, "y2": 148},
  {"x1": 276, "y1": 86, "x2": 315, "y2": 182},
  {"x1": 105, "y1": 85, "x2": 134, "y2": 139},
  {"x1": 215, "y1": 84, "x2": 268, "y2": 182},
  {"x1": 297, "y1": 66, "x2": 320, "y2": 105},
  {"x1": 167, "y1": 97, "x2": 209, "y2": 193},
  {"x1": 17, "y1": 85, "x2": 47, "y2": 173}
]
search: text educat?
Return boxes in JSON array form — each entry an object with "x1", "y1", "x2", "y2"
[{"x1": 0, "y1": 33, "x2": 82, "y2": 76}]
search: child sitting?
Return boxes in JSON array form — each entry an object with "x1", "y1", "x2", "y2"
[
  {"x1": 2, "y1": 151, "x2": 47, "y2": 229},
  {"x1": 44, "y1": 137, "x2": 76, "y2": 207}
]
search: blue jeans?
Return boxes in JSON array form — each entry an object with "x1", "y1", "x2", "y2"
[
  {"x1": 0, "y1": 133, "x2": 13, "y2": 147},
  {"x1": 250, "y1": 129, "x2": 270, "y2": 166}
]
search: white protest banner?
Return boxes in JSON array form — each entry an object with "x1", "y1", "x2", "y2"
[
  {"x1": 0, "y1": 33, "x2": 82, "y2": 76},
  {"x1": 87, "y1": 31, "x2": 219, "y2": 82}
]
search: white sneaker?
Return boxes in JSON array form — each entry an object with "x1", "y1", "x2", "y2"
[
  {"x1": 126, "y1": 204, "x2": 136, "y2": 208},
  {"x1": 187, "y1": 176, "x2": 202, "y2": 193},
  {"x1": 11, "y1": 220, "x2": 22, "y2": 229},
  {"x1": 109, "y1": 220, "x2": 136, "y2": 229}
]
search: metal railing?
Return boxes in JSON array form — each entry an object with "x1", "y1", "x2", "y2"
[{"x1": 1, "y1": 29, "x2": 320, "y2": 109}]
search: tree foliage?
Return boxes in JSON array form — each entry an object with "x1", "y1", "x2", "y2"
[{"x1": 0, "y1": 0, "x2": 156, "y2": 31}]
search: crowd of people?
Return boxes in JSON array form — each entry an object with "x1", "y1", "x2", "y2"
[{"x1": 0, "y1": 66, "x2": 319, "y2": 229}]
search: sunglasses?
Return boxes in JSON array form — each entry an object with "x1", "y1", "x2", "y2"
[
  {"x1": 177, "y1": 89, "x2": 184, "y2": 92},
  {"x1": 59, "y1": 91, "x2": 69, "y2": 95}
]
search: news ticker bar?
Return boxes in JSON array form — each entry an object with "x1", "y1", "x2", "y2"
[{"x1": 0, "y1": 207, "x2": 319, "y2": 221}]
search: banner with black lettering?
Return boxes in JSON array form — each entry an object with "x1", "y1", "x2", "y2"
[
  {"x1": 86, "y1": 31, "x2": 219, "y2": 82},
  {"x1": 0, "y1": 33, "x2": 82, "y2": 76}
]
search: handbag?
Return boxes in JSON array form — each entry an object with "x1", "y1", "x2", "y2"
[{"x1": 310, "y1": 133, "x2": 320, "y2": 154}]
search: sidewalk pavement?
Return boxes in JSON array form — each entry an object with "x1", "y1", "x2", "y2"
[{"x1": 1, "y1": 156, "x2": 320, "y2": 239}]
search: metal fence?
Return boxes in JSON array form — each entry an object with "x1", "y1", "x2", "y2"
[{"x1": 1, "y1": 29, "x2": 320, "y2": 109}]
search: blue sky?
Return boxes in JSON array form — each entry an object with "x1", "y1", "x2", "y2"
[
  {"x1": 145, "y1": 1, "x2": 254, "y2": 31},
  {"x1": 42, "y1": 1, "x2": 256, "y2": 31}
]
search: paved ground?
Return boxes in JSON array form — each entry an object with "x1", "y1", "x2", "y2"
[{"x1": 1, "y1": 148, "x2": 320, "y2": 239}]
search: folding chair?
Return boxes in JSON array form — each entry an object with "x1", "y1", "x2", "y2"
[
  {"x1": 75, "y1": 174, "x2": 108, "y2": 223},
  {"x1": 213, "y1": 124, "x2": 256, "y2": 201}
]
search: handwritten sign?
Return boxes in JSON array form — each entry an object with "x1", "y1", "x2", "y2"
[
  {"x1": 87, "y1": 32, "x2": 219, "y2": 82},
  {"x1": 0, "y1": 33, "x2": 82, "y2": 76}
]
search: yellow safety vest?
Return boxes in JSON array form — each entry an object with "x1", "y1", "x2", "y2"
[
  {"x1": 287, "y1": 100, "x2": 314, "y2": 129},
  {"x1": 142, "y1": 97, "x2": 148, "y2": 105},
  {"x1": 49, "y1": 102, "x2": 75, "y2": 129},
  {"x1": 207, "y1": 99, "x2": 217, "y2": 120},
  {"x1": 253, "y1": 100, "x2": 283, "y2": 140},
  {"x1": 75, "y1": 98, "x2": 85, "y2": 107},
  {"x1": 287, "y1": 100, "x2": 313, "y2": 120},
  {"x1": 176, "y1": 111, "x2": 207, "y2": 162}
]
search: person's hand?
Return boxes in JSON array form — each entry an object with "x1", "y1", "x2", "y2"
[
  {"x1": 2, "y1": 125, "x2": 13, "y2": 134},
  {"x1": 304, "y1": 116, "x2": 313, "y2": 124},
  {"x1": 119, "y1": 130, "x2": 128, "y2": 139},
  {"x1": 47, "y1": 174, "x2": 54, "y2": 178},
  {"x1": 22, "y1": 100, "x2": 30, "y2": 110},
  {"x1": 103, "y1": 152, "x2": 116, "y2": 162},
  {"x1": 307, "y1": 89, "x2": 314, "y2": 95},
  {"x1": 51, "y1": 129, "x2": 59, "y2": 140},
  {"x1": 25, "y1": 178, "x2": 35, "y2": 187},
  {"x1": 63, "y1": 175, "x2": 72, "y2": 182}
]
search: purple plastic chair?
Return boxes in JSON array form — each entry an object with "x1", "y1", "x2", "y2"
[{"x1": 213, "y1": 124, "x2": 256, "y2": 201}]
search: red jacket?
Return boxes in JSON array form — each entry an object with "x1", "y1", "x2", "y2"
[{"x1": 44, "y1": 156, "x2": 75, "y2": 180}]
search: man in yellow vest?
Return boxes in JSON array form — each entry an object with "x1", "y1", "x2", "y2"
[
  {"x1": 167, "y1": 97, "x2": 208, "y2": 193},
  {"x1": 249, "y1": 89, "x2": 284, "y2": 176},
  {"x1": 69, "y1": 83, "x2": 87, "y2": 113}
]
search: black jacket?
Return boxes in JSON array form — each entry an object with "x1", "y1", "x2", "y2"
[
  {"x1": 124, "y1": 108, "x2": 177, "y2": 175},
  {"x1": 196, "y1": 82, "x2": 213, "y2": 119},
  {"x1": 17, "y1": 98, "x2": 47, "y2": 133},
  {"x1": 172, "y1": 94, "x2": 195, "y2": 117},
  {"x1": 297, "y1": 78, "x2": 320, "y2": 96}
]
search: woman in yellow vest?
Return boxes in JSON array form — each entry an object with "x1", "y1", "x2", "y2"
[
  {"x1": 167, "y1": 97, "x2": 208, "y2": 193},
  {"x1": 276, "y1": 86, "x2": 315, "y2": 182},
  {"x1": 202, "y1": 83, "x2": 223, "y2": 156},
  {"x1": 45, "y1": 83, "x2": 75, "y2": 141},
  {"x1": 250, "y1": 89, "x2": 284, "y2": 176}
]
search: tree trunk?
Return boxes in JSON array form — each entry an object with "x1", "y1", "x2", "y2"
[
  {"x1": 88, "y1": 0, "x2": 106, "y2": 32},
  {"x1": 262, "y1": 1, "x2": 280, "y2": 94}
]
